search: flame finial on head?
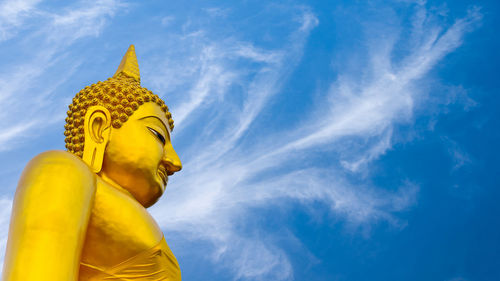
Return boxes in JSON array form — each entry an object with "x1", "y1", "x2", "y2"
[{"x1": 114, "y1": 44, "x2": 140, "y2": 83}]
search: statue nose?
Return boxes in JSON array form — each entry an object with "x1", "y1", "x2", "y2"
[{"x1": 162, "y1": 142, "x2": 182, "y2": 175}]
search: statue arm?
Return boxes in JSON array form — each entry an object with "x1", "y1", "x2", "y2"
[{"x1": 2, "y1": 151, "x2": 96, "y2": 281}]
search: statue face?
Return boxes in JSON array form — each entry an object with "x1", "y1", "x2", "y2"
[{"x1": 99, "y1": 102, "x2": 182, "y2": 207}]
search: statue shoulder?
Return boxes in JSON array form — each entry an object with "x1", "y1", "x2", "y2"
[
  {"x1": 4, "y1": 150, "x2": 97, "y2": 280},
  {"x1": 19, "y1": 150, "x2": 96, "y2": 194},
  {"x1": 27, "y1": 150, "x2": 93, "y2": 175}
]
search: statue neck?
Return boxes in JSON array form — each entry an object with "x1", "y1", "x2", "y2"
[{"x1": 97, "y1": 172, "x2": 136, "y2": 201}]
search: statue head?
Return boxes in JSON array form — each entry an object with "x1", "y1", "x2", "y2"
[{"x1": 64, "y1": 45, "x2": 182, "y2": 207}]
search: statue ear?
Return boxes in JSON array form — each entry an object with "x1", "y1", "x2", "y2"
[{"x1": 82, "y1": 106, "x2": 112, "y2": 173}]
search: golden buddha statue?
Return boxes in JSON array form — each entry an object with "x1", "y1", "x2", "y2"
[{"x1": 2, "y1": 45, "x2": 183, "y2": 281}]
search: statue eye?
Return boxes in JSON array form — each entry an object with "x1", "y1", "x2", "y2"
[{"x1": 147, "y1": 127, "x2": 166, "y2": 145}]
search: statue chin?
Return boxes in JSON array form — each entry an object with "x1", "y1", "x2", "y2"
[
  {"x1": 125, "y1": 181, "x2": 164, "y2": 208},
  {"x1": 97, "y1": 168, "x2": 165, "y2": 208}
]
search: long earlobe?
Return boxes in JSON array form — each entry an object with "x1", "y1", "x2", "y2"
[{"x1": 82, "y1": 106, "x2": 111, "y2": 173}]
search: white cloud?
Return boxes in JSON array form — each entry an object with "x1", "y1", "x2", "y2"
[
  {"x1": 0, "y1": 0, "x2": 125, "y2": 149},
  {"x1": 442, "y1": 136, "x2": 472, "y2": 171},
  {"x1": 160, "y1": 15, "x2": 174, "y2": 27},
  {"x1": 205, "y1": 7, "x2": 231, "y2": 18},
  {"x1": 0, "y1": 0, "x2": 42, "y2": 41},
  {"x1": 150, "y1": 4, "x2": 481, "y2": 280},
  {"x1": 172, "y1": 45, "x2": 238, "y2": 126},
  {"x1": 262, "y1": 4, "x2": 482, "y2": 171},
  {"x1": 232, "y1": 240, "x2": 292, "y2": 281},
  {"x1": 48, "y1": 0, "x2": 125, "y2": 44}
]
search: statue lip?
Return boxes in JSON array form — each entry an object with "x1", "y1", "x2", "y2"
[{"x1": 158, "y1": 166, "x2": 168, "y2": 186}]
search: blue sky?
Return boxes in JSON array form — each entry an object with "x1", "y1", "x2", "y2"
[{"x1": 0, "y1": 0, "x2": 498, "y2": 280}]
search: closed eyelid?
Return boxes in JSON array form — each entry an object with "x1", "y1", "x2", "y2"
[
  {"x1": 147, "y1": 127, "x2": 166, "y2": 145},
  {"x1": 139, "y1": 116, "x2": 170, "y2": 140}
]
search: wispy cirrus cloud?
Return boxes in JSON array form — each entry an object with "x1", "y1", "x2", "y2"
[
  {"x1": 48, "y1": 0, "x2": 125, "y2": 44},
  {"x1": 150, "y1": 3, "x2": 481, "y2": 280},
  {"x1": 0, "y1": 0, "x2": 125, "y2": 151},
  {"x1": 0, "y1": 0, "x2": 42, "y2": 41}
]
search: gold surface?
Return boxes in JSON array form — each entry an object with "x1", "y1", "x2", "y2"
[
  {"x1": 2, "y1": 46, "x2": 183, "y2": 281},
  {"x1": 114, "y1": 45, "x2": 141, "y2": 83}
]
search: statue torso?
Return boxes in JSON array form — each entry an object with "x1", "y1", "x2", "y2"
[{"x1": 79, "y1": 176, "x2": 179, "y2": 280}]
